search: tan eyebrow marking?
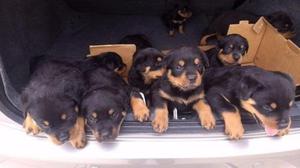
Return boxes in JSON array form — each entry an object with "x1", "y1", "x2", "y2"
[
  {"x1": 75, "y1": 106, "x2": 79, "y2": 113},
  {"x1": 92, "y1": 112, "x2": 97, "y2": 118},
  {"x1": 178, "y1": 60, "x2": 185, "y2": 66},
  {"x1": 108, "y1": 109, "x2": 114, "y2": 115},
  {"x1": 157, "y1": 57, "x2": 162, "y2": 62},
  {"x1": 61, "y1": 113, "x2": 67, "y2": 120},
  {"x1": 194, "y1": 58, "x2": 200, "y2": 65},
  {"x1": 43, "y1": 121, "x2": 49, "y2": 126},
  {"x1": 270, "y1": 102, "x2": 277, "y2": 109}
]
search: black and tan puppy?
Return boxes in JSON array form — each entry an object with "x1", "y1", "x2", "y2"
[
  {"x1": 128, "y1": 48, "x2": 166, "y2": 122},
  {"x1": 150, "y1": 46, "x2": 215, "y2": 133},
  {"x1": 82, "y1": 52, "x2": 127, "y2": 76},
  {"x1": 119, "y1": 34, "x2": 152, "y2": 51},
  {"x1": 82, "y1": 68, "x2": 129, "y2": 142},
  {"x1": 22, "y1": 59, "x2": 86, "y2": 148},
  {"x1": 204, "y1": 66, "x2": 295, "y2": 139},
  {"x1": 205, "y1": 34, "x2": 249, "y2": 67},
  {"x1": 162, "y1": 0, "x2": 193, "y2": 36},
  {"x1": 201, "y1": 10, "x2": 295, "y2": 45}
]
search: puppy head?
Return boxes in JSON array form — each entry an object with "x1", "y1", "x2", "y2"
[
  {"x1": 24, "y1": 96, "x2": 79, "y2": 144},
  {"x1": 218, "y1": 34, "x2": 249, "y2": 66},
  {"x1": 266, "y1": 11, "x2": 295, "y2": 38},
  {"x1": 173, "y1": 1, "x2": 192, "y2": 18},
  {"x1": 83, "y1": 90, "x2": 126, "y2": 142},
  {"x1": 165, "y1": 46, "x2": 209, "y2": 91},
  {"x1": 132, "y1": 48, "x2": 166, "y2": 84},
  {"x1": 89, "y1": 52, "x2": 127, "y2": 75},
  {"x1": 240, "y1": 72, "x2": 295, "y2": 136}
]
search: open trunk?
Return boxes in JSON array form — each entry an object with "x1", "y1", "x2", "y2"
[{"x1": 0, "y1": 0, "x2": 299, "y2": 136}]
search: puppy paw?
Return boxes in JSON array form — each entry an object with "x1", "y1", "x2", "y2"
[
  {"x1": 131, "y1": 97, "x2": 150, "y2": 122},
  {"x1": 70, "y1": 133, "x2": 87, "y2": 149},
  {"x1": 222, "y1": 111, "x2": 244, "y2": 140},
  {"x1": 169, "y1": 30, "x2": 175, "y2": 36},
  {"x1": 152, "y1": 117, "x2": 168, "y2": 133},
  {"x1": 23, "y1": 114, "x2": 41, "y2": 135},
  {"x1": 277, "y1": 127, "x2": 290, "y2": 137},
  {"x1": 152, "y1": 107, "x2": 168, "y2": 133},
  {"x1": 193, "y1": 100, "x2": 216, "y2": 130},
  {"x1": 70, "y1": 117, "x2": 87, "y2": 149},
  {"x1": 200, "y1": 111, "x2": 216, "y2": 130},
  {"x1": 225, "y1": 123, "x2": 244, "y2": 140}
]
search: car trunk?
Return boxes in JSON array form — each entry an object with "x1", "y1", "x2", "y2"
[{"x1": 0, "y1": 0, "x2": 299, "y2": 135}]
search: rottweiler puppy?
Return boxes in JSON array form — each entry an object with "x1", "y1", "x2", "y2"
[
  {"x1": 128, "y1": 48, "x2": 166, "y2": 122},
  {"x1": 150, "y1": 46, "x2": 215, "y2": 133},
  {"x1": 201, "y1": 11, "x2": 295, "y2": 45},
  {"x1": 205, "y1": 34, "x2": 249, "y2": 67},
  {"x1": 22, "y1": 59, "x2": 86, "y2": 148},
  {"x1": 119, "y1": 34, "x2": 152, "y2": 51},
  {"x1": 204, "y1": 66, "x2": 295, "y2": 139},
  {"x1": 162, "y1": 0, "x2": 192, "y2": 36},
  {"x1": 81, "y1": 68, "x2": 129, "y2": 142},
  {"x1": 82, "y1": 52, "x2": 127, "y2": 76}
]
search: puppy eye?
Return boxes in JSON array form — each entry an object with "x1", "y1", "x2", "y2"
[
  {"x1": 61, "y1": 113, "x2": 67, "y2": 120},
  {"x1": 157, "y1": 57, "x2": 162, "y2": 62},
  {"x1": 262, "y1": 105, "x2": 273, "y2": 112},
  {"x1": 42, "y1": 121, "x2": 49, "y2": 128},
  {"x1": 89, "y1": 112, "x2": 98, "y2": 123},
  {"x1": 176, "y1": 65, "x2": 184, "y2": 71}
]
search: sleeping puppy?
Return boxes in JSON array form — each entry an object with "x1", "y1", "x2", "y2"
[
  {"x1": 204, "y1": 66, "x2": 295, "y2": 139},
  {"x1": 162, "y1": 0, "x2": 193, "y2": 36},
  {"x1": 150, "y1": 46, "x2": 215, "y2": 133},
  {"x1": 81, "y1": 68, "x2": 129, "y2": 142},
  {"x1": 205, "y1": 34, "x2": 249, "y2": 67},
  {"x1": 201, "y1": 10, "x2": 295, "y2": 45},
  {"x1": 119, "y1": 34, "x2": 152, "y2": 51},
  {"x1": 22, "y1": 59, "x2": 86, "y2": 148},
  {"x1": 82, "y1": 52, "x2": 126, "y2": 76},
  {"x1": 128, "y1": 48, "x2": 166, "y2": 122}
]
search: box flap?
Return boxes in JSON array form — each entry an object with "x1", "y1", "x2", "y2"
[{"x1": 89, "y1": 44, "x2": 136, "y2": 77}]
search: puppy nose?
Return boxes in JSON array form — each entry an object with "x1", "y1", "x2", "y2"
[
  {"x1": 278, "y1": 118, "x2": 290, "y2": 129},
  {"x1": 233, "y1": 53, "x2": 240, "y2": 61},
  {"x1": 58, "y1": 132, "x2": 69, "y2": 142},
  {"x1": 187, "y1": 74, "x2": 197, "y2": 82}
]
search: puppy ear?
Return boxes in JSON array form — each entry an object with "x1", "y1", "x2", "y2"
[
  {"x1": 162, "y1": 52, "x2": 173, "y2": 69},
  {"x1": 239, "y1": 76, "x2": 265, "y2": 100},
  {"x1": 200, "y1": 51, "x2": 210, "y2": 68}
]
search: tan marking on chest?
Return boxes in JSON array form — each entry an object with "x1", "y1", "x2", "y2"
[{"x1": 159, "y1": 90, "x2": 204, "y2": 105}]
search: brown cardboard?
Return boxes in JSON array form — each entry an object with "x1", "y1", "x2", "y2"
[
  {"x1": 89, "y1": 44, "x2": 136, "y2": 77},
  {"x1": 227, "y1": 17, "x2": 300, "y2": 85}
]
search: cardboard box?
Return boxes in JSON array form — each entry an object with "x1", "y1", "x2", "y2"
[
  {"x1": 228, "y1": 17, "x2": 300, "y2": 85},
  {"x1": 89, "y1": 17, "x2": 300, "y2": 85}
]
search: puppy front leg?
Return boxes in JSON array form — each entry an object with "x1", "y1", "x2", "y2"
[
  {"x1": 193, "y1": 98, "x2": 216, "y2": 129},
  {"x1": 151, "y1": 92, "x2": 168, "y2": 133},
  {"x1": 206, "y1": 91, "x2": 244, "y2": 139},
  {"x1": 23, "y1": 113, "x2": 41, "y2": 135},
  {"x1": 69, "y1": 117, "x2": 87, "y2": 149},
  {"x1": 130, "y1": 90, "x2": 150, "y2": 122},
  {"x1": 222, "y1": 111, "x2": 244, "y2": 140},
  {"x1": 178, "y1": 25, "x2": 184, "y2": 34}
]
